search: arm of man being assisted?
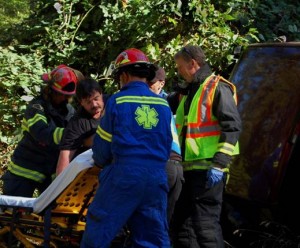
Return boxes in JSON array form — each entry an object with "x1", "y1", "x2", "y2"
[{"x1": 207, "y1": 81, "x2": 242, "y2": 188}]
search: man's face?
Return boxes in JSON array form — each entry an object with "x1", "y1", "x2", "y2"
[
  {"x1": 149, "y1": 80, "x2": 165, "y2": 95},
  {"x1": 175, "y1": 56, "x2": 197, "y2": 83},
  {"x1": 80, "y1": 91, "x2": 104, "y2": 119}
]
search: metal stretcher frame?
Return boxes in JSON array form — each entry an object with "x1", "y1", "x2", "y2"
[{"x1": 0, "y1": 149, "x2": 100, "y2": 248}]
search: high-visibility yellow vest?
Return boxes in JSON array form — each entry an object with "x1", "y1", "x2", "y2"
[{"x1": 176, "y1": 74, "x2": 239, "y2": 164}]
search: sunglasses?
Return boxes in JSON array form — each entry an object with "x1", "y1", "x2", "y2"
[{"x1": 182, "y1": 47, "x2": 194, "y2": 59}]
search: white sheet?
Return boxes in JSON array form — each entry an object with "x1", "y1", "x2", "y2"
[{"x1": 0, "y1": 149, "x2": 94, "y2": 213}]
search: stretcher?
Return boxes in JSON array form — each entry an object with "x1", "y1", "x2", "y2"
[{"x1": 0, "y1": 149, "x2": 100, "y2": 247}]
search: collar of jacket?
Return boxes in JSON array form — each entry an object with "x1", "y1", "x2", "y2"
[
  {"x1": 184, "y1": 63, "x2": 213, "y2": 97},
  {"x1": 41, "y1": 94, "x2": 70, "y2": 118},
  {"x1": 192, "y1": 63, "x2": 213, "y2": 85},
  {"x1": 121, "y1": 81, "x2": 148, "y2": 91}
]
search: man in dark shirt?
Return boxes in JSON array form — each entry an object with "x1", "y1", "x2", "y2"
[{"x1": 56, "y1": 78, "x2": 104, "y2": 175}]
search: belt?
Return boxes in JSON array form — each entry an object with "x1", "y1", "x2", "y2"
[
  {"x1": 182, "y1": 160, "x2": 230, "y2": 172},
  {"x1": 167, "y1": 159, "x2": 182, "y2": 165},
  {"x1": 182, "y1": 160, "x2": 212, "y2": 171}
]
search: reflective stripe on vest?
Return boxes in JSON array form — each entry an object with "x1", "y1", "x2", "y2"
[
  {"x1": 176, "y1": 74, "x2": 239, "y2": 164},
  {"x1": 182, "y1": 160, "x2": 231, "y2": 172},
  {"x1": 182, "y1": 159, "x2": 212, "y2": 171},
  {"x1": 187, "y1": 75, "x2": 221, "y2": 138},
  {"x1": 8, "y1": 161, "x2": 46, "y2": 183}
]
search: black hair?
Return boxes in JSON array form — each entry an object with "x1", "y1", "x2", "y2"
[
  {"x1": 76, "y1": 78, "x2": 102, "y2": 102},
  {"x1": 174, "y1": 45, "x2": 206, "y2": 67},
  {"x1": 114, "y1": 63, "x2": 157, "y2": 82}
]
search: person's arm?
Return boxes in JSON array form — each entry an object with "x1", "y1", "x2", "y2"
[
  {"x1": 56, "y1": 149, "x2": 76, "y2": 175},
  {"x1": 23, "y1": 101, "x2": 64, "y2": 147},
  {"x1": 57, "y1": 112, "x2": 96, "y2": 173},
  {"x1": 92, "y1": 98, "x2": 114, "y2": 167},
  {"x1": 212, "y1": 82, "x2": 242, "y2": 168},
  {"x1": 82, "y1": 134, "x2": 95, "y2": 147}
]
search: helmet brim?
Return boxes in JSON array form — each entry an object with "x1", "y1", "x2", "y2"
[{"x1": 51, "y1": 86, "x2": 76, "y2": 95}]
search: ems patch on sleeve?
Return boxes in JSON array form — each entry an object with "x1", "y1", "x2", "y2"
[{"x1": 32, "y1": 104, "x2": 44, "y2": 112}]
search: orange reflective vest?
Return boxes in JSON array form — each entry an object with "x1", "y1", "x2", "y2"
[{"x1": 176, "y1": 74, "x2": 239, "y2": 165}]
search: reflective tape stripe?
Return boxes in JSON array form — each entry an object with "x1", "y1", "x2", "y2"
[
  {"x1": 187, "y1": 123, "x2": 221, "y2": 138},
  {"x1": 51, "y1": 173, "x2": 56, "y2": 181},
  {"x1": 182, "y1": 162, "x2": 230, "y2": 172},
  {"x1": 8, "y1": 162, "x2": 46, "y2": 183},
  {"x1": 21, "y1": 118, "x2": 29, "y2": 132},
  {"x1": 53, "y1": 82, "x2": 62, "y2": 89},
  {"x1": 200, "y1": 76, "x2": 219, "y2": 123},
  {"x1": 183, "y1": 164, "x2": 211, "y2": 171},
  {"x1": 53, "y1": 127, "x2": 64, "y2": 145},
  {"x1": 182, "y1": 160, "x2": 212, "y2": 171},
  {"x1": 185, "y1": 76, "x2": 219, "y2": 137},
  {"x1": 27, "y1": 114, "x2": 47, "y2": 128},
  {"x1": 217, "y1": 142, "x2": 235, "y2": 156},
  {"x1": 219, "y1": 77, "x2": 238, "y2": 104},
  {"x1": 22, "y1": 114, "x2": 47, "y2": 133},
  {"x1": 96, "y1": 126, "x2": 112, "y2": 142},
  {"x1": 116, "y1": 96, "x2": 169, "y2": 107}
]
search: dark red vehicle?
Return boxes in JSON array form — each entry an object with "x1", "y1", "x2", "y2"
[{"x1": 223, "y1": 42, "x2": 300, "y2": 237}]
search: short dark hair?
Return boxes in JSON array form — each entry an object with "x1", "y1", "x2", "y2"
[
  {"x1": 116, "y1": 63, "x2": 157, "y2": 81},
  {"x1": 76, "y1": 78, "x2": 102, "y2": 102},
  {"x1": 174, "y1": 45, "x2": 206, "y2": 67}
]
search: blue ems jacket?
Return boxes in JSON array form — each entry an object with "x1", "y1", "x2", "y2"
[{"x1": 92, "y1": 81, "x2": 173, "y2": 167}]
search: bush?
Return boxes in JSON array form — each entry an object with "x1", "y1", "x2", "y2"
[{"x1": 0, "y1": 46, "x2": 44, "y2": 146}]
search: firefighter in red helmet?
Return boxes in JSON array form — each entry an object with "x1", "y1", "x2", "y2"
[
  {"x1": 1, "y1": 65, "x2": 84, "y2": 197},
  {"x1": 81, "y1": 48, "x2": 172, "y2": 247}
]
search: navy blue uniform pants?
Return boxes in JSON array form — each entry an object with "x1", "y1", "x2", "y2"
[
  {"x1": 172, "y1": 170, "x2": 225, "y2": 248},
  {"x1": 166, "y1": 160, "x2": 184, "y2": 224},
  {"x1": 81, "y1": 164, "x2": 170, "y2": 248}
]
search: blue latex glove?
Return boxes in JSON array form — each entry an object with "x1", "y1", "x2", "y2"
[{"x1": 206, "y1": 167, "x2": 224, "y2": 188}]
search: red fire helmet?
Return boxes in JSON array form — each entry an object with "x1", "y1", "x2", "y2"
[{"x1": 42, "y1": 65, "x2": 83, "y2": 95}]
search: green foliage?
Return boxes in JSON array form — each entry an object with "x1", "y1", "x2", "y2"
[
  {"x1": 0, "y1": 46, "x2": 44, "y2": 145},
  {"x1": 243, "y1": 0, "x2": 300, "y2": 42},
  {"x1": 0, "y1": 0, "x2": 299, "y2": 152},
  {"x1": 5, "y1": 0, "x2": 258, "y2": 81},
  {"x1": 0, "y1": 0, "x2": 30, "y2": 28}
]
